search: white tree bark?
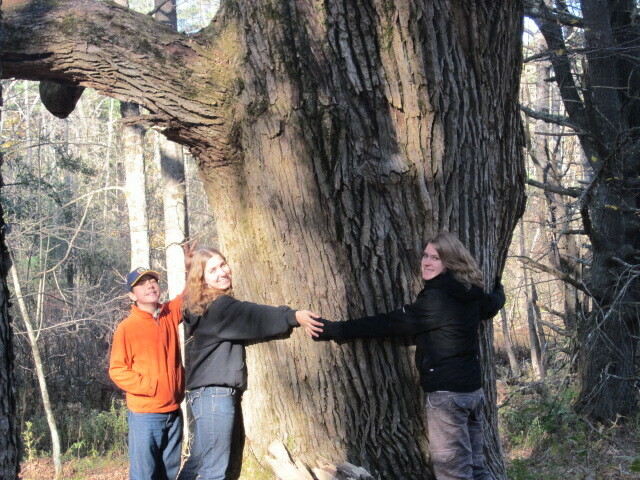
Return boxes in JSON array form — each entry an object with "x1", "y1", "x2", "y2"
[{"x1": 122, "y1": 102, "x2": 151, "y2": 269}]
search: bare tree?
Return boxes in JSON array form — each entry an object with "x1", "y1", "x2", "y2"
[
  {"x1": 524, "y1": 0, "x2": 640, "y2": 421},
  {"x1": 499, "y1": 308, "x2": 521, "y2": 377},
  {"x1": 2, "y1": 78, "x2": 133, "y2": 469},
  {"x1": 8, "y1": 259, "x2": 62, "y2": 478}
]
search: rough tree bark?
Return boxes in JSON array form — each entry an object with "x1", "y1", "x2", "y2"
[
  {"x1": 1, "y1": 1, "x2": 525, "y2": 478},
  {"x1": 0, "y1": 1, "x2": 20, "y2": 468},
  {"x1": 524, "y1": 0, "x2": 640, "y2": 421}
]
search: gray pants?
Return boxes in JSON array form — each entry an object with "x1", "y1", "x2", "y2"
[{"x1": 425, "y1": 389, "x2": 493, "y2": 480}]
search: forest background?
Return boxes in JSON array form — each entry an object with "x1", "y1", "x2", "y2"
[{"x1": 1, "y1": 0, "x2": 639, "y2": 479}]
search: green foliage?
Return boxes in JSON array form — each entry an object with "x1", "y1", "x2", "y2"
[
  {"x1": 507, "y1": 458, "x2": 546, "y2": 480},
  {"x1": 59, "y1": 14, "x2": 79, "y2": 35},
  {"x1": 65, "y1": 401, "x2": 128, "y2": 458},
  {"x1": 22, "y1": 421, "x2": 44, "y2": 460},
  {"x1": 24, "y1": 401, "x2": 129, "y2": 461},
  {"x1": 501, "y1": 376, "x2": 640, "y2": 478},
  {"x1": 502, "y1": 382, "x2": 582, "y2": 448},
  {"x1": 55, "y1": 148, "x2": 98, "y2": 177}
]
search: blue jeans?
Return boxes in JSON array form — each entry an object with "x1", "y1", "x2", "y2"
[
  {"x1": 178, "y1": 386, "x2": 237, "y2": 480},
  {"x1": 128, "y1": 409, "x2": 183, "y2": 480},
  {"x1": 426, "y1": 389, "x2": 493, "y2": 480}
]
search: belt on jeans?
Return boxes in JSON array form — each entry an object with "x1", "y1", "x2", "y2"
[{"x1": 188, "y1": 385, "x2": 237, "y2": 394}]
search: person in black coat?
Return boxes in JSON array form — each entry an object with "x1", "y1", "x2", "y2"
[
  {"x1": 177, "y1": 247, "x2": 322, "y2": 480},
  {"x1": 316, "y1": 232, "x2": 505, "y2": 480}
]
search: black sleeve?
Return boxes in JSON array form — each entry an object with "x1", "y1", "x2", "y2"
[
  {"x1": 316, "y1": 293, "x2": 445, "y2": 341},
  {"x1": 205, "y1": 296, "x2": 298, "y2": 341},
  {"x1": 480, "y1": 283, "x2": 505, "y2": 320}
]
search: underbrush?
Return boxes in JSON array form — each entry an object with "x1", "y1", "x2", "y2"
[
  {"x1": 22, "y1": 400, "x2": 128, "y2": 461},
  {"x1": 20, "y1": 376, "x2": 640, "y2": 479},
  {"x1": 499, "y1": 372, "x2": 640, "y2": 479}
]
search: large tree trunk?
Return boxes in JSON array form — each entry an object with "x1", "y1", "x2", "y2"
[
  {"x1": 0, "y1": 23, "x2": 20, "y2": 472},
  {"x1": 573, "y1": 0, "x2": 640, "y2": 422},
  {"x1": 0, "y1": 250, "x2": 19, "y2": 477},
  {"x1": 1, "y1": 1, "x2": 525, "y2": 477},
  {"x1": 203, "y1": 2, "x2": 524, "y2": 477}
]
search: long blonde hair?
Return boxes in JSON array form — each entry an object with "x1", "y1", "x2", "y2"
[
  {"x1": 183, "y1": 247, "x2": 233, "y2": 316},
  {"x1": 427, "y1": 232, "x2": 484, "y2": 289}
]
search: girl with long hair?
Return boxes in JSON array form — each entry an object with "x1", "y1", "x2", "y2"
[
  {"x1": 177, "y1": 247, "x2": 322, "y2": 480},
  {"x1": 315, "y1": 232, "x2": 505, "y2": 479}
]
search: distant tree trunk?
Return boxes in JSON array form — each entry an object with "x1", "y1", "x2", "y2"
[
  {"x1": 9, "y1": 262, "x2": 62, "y2": 478},
  {"x1": 573, "y1": 0, "x2": 640, "y2": 421},
  {"x1": 154, "y1": 0, "x2": 190, "y2": 444},
  {"x1": 1, "y1": 1, "x2": 526, "y2": 477},
  {"x1": 500, "y1": 308, "x2": 521, "y2": 377},
  {"x1": 121, "y1": 101, "x2": 151, "y2": 269},
  {"x1": 524, "y1": 279, "x2": 545, "y2": 380},
  {"x1": 155, "y1": 0, "x2": 188, "y2": 297},
  {"x1": 528, "y1": 280, "x2": 546, "y2": 379},
  {"x1": 531, "y1": 281, "x2": 547, "y2": 356},
  {"x1": 529, "y1": 31, "x2": 582, "y2": 335},
  {"x1": 114, "y1": 0, "x2": 150, "y2": 269},
  {"x1": 0, "y1": 36, "x2": 21, "y2": 474},
  {"x1": 520, "y1": 224, "x2": 545, "y2": 380}
]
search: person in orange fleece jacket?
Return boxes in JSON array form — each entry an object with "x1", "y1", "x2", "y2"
[{"x1": 109, "y1": 265, "x2": 186, "y2": 480}]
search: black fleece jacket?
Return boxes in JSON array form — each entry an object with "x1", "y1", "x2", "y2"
[
  {"x1": 317, "y1": 272, "x2": 505, "y2": 393},
  {"x1": 183, "y1": 295, "x2": 299, "y2": 391}
]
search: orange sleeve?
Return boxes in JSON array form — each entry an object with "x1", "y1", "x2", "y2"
[
  {"x1": 166, "y1": 290, "x2": 185, "y2": 325},
  {"x1": 108, "y1": 324, "x2": 158, "y2": 397}
]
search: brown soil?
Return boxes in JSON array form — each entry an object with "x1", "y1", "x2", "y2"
[{"x1": 19, "y1": 458, "x2": 128, "y2": 480}]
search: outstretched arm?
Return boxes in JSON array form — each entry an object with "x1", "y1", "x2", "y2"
[
  {"x1": 316, "y1": 293, "x2": 445, "y2": 341},
  {"x1": 205, "y1": 297, "x2": 322, "y2": 341}
]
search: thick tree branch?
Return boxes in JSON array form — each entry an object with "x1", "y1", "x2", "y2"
[
  {"x1": 526, "y1": 178, "x2": 583, "y2": 198},
  {"x1": 520, "y1": 104, "x2": 578, "y2": 130},
  {"x1": 538, "y1": 318, "x2": 572, "y2": 337},
  {"x1": 1, "y1": 0, "x2": 237, "y2": 162},
  {"x1": 523, "y1": 0, "x2": 584, "y2": 28},
  {"x1": 538, "y1": 304, "x2": 568, "y2": 323},
  {"x1": 515, "y1": 255, "x2": 588, "y2": 293}
]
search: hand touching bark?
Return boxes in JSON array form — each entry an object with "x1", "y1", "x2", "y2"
[{"x1": 295, "y1": 310, "x2": 324, "y2": 337}]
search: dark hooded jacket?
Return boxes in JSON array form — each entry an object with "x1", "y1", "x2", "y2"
[
  {"x1": 183, "y1": 295, "x2": 299, "y2": 391},
  {"x1": 316, "y1": 271, "x2": 505, "y2": 392}
]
